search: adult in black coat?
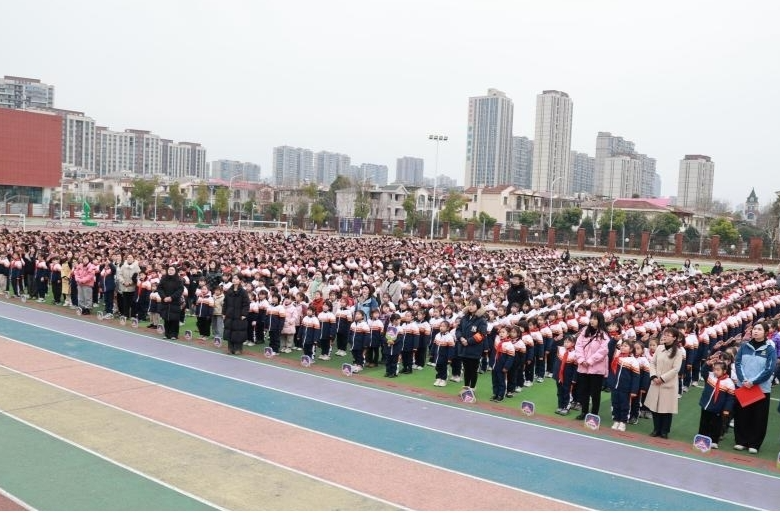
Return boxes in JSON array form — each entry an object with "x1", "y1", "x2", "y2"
[
  {"x1": 569, "y1": 271, "x2": 593, "y2": 298},
  {"x1": 506, "y1": 274, "x2": 530, "y2": 308},
  {"x1": 158, "y1": 265, "x2": 185, "y2": 340},
  {"x1": 223, "y1": 274, "x2": 250, "y2": 355},
  {"x1": 455, "y1": 298, "x2": 488, "y2": 390}
]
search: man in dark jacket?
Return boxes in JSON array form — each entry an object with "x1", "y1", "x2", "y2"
[
  {"x1": 455, "y1": 298, "x2": 488, "y2": 390},
  {"x1": 506, "y1": 274, "x2": 530, "y2": 309},
  {"x1": 223, "y1": 274, "x2": 250, "y2": 355}
]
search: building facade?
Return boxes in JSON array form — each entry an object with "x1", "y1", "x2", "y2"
[
  {"x1": 358, "y1": 163, "x2": 388, "y2": 186},
  {"x1": 273, "y1": 146, "x2": 314, "y2": 187},
  {"x1": 210, "y1": 160, "x2": 262, "y2": 182},
  {"x1": 594, "y1": 131, "x2": 659, "y2": 198},
  {"x1": 569, "y1": 151, "x2": 594, "y2": 195},
  {"x1": 315, "y1": 150, "x2": 350, "y2": 186},
  {"x1": 511, "y1": 136, "x2": 533, "y2": 189},
  {"x1": 0, "y1": 76, "x2": 54, "y2": 110},
  {"x1": 395, "y1": 156, "x2": 424, "y2": 185},
  {"x1": 464, "y1": 88, "x2": 514, "y2": 188},
  {"x1": 601, "y1": 155, "x2": 642, "y2": 199},
  {"x1": 676, "y1": 154, "x2": 715, "y2": 212},
  {"x1": 49, "y1": 108, "x2": 96, "y2": 175},
  {"x1": 744, "y1": 188, "x2": 758, "y2": 225},
  {"x1": 531, "y1": 90, "x2": 573, "y2": 195}
]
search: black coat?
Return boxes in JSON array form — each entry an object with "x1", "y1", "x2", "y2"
[
  {"x1": 158, "y1": 274, "x2": 184, "y2": 321},
  {"x1": 223, "y1": 286, "x2": 250, "y2": 344},
  {"x1": 507, "y1": 285, "x2": 530, "y2": 308}
]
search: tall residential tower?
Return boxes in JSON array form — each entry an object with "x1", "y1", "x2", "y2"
[
  {"x1": 531, "y1": 90, "x2": 573, "y2": 195},
  {"x1": 464, "y1": 88, "x2": 514, "y2": 188}
]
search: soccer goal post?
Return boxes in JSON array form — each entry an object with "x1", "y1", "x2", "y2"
[{"x1": 236, "y1": 219, "x2": 288, "y2": 237}]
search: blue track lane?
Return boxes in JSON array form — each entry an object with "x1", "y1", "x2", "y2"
[{"x1": 0, "y1": 318, "x2": 751, "y2": 511}]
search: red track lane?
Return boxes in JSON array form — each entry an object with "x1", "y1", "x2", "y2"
[
  {"x1": 0, "y1": 492, "x2": 25, "y2": 511},
  {"x1": 0, "y1": 339, "x2": 577, "y2": 510}
]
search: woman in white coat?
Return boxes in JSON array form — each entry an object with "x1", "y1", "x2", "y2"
[{"x1": 645, "y1": 327, "x2": 684, "y2": 438}]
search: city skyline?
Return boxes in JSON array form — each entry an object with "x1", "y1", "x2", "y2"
[{"x1": 1, "y1": 1, "x2": 778, "y2": 199}]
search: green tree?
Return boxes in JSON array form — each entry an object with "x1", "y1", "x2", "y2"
[
  {"x1": 598, "y1": 207, "x2": 626, "y2": 233},
  {"x1": 552, "y1": 207, "x2": 582, "y2": 231},
  {"x1": 214, "y1": 187, "x2": 229, "y2": 216},
  {"x1": 624, "y1": 211, "x2": 649, "y2": 239},
  {"x1": 682, "y1": 225, "x2": 700, "y2": 242},
  {"x1": 195, "y1": 183, "x2": 209, "y2": 207},
  {"x1": 516, "y1": 210, "x2": 542, "y2": 227},
  {"x1": 168, "y1": 181, "x2": 185, "y2": 216},
  {"x1": 94, "y1": 191, "x2": 115, "y2": 211},
  {"x1": 354, "y1": 189, "x2": 370, "y2": 219},
  {"x1": 649, "y1": 212, "x2": 682, "y2": 238},
  {"x1": 402, "y1": 195, "x2": 419, "y2": 232},
  {"x1": 302, "y1": 183, "x2": 319, "y2": 200},
  {"x1": 709, "y1": 217, "x2": 740, "y2": 246},
  {"x1": 439, "y1": 194, "x2": 466, "y2": 229},
  {"x1": 266, "y1": 202, "x2": 284, "y2": 221},
  {"x1": 243, "y1": 200, "x2": 256, "y2": 218},
  {"x1": 131, "y1": 177, "x2": 157, "y2": 217},
  {"x1": 321, "y1": 175, "x2": 351, "y2": 216},
  {"x1": 477, "y1": 211, "x2": 497, "y2": 229},
  {"x1": 580, "y1": 216, "x2": 595, "y2": 242},
  {"x1": 310, "y1": 202, "x2": 328, "y2": 226}
]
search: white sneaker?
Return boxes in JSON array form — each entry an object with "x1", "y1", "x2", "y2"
[
  {"x1": 319, "y1": 354, "x2": 331, "y2": 361},
  {"x1": 545, "y1": 372, "x2": 553, "y2": 378},
  {"x1": 353, "y1": 365, "x2": 363, "y2": 373},
  {"x1": 711, "y1": 443, "x2": 719, "y2": 449},
  {"x1": 427, "y1": 361, "x2": 436, "y2": 366},
  {"x1": 433, "y1": 379, "x2": 442, "y2": 387},
  {"x1": 748, "y1": 447, "x2": 758, "y2": 454},
  {"x1": 536, "y1": 377, "x2": 544, "y2": 383},
  {"x1": 617, "y1": 422, "x2": 626, "y2": 432},
  {"x1": 336, "y1": 350, "x2": 346, "y2": 356},
  {"x1": 682, "y1": 386, "x2": 688, "y2": 393},
  {"x1": 734, "y1": 444, "x2": 745, "y2": 451},
  {"x1": 246, "y1": 342, "x2": 255, "y2": 347},
  {"x1": 611, "y1": 421, "x2": 619, "y2": 430},
  {"x1": 526, "y1": 381, "x2": 534, "y2": 387},
  {"x1": 413, "y1": 365, "x2": 423, "y2": 370},
  {"x1": 243, "y1": 341, "x2": 249, "y2": 346},
  {"x1": 691, "y1": 381, "x2": 700, "y2": 387},
  {"x1": 294, "y1": 347, "x2": 302, "y2": 351},
  {"x1": 37, "y1": 298, "x2": 45, "y2": 303},
  {"x1": 450, "y1": 375, "x2": 461, "y2": 383}
]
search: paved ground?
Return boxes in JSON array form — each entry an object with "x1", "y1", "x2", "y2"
[{"x1": 0, "y1": 299, "x2": 778, "y2": 510}]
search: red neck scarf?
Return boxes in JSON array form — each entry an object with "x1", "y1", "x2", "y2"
[{"x1": 711, "y1": 374, "x2": 728, "y2": 403}]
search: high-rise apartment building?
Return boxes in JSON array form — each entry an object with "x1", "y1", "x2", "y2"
[
  {"x1": 677, "y1": 154, "x2": 714, "y2": 211},
  {"x1": 594, "y1": 132, "x2": 659, "y2": 198},
  {"x1": 359, "y1": 163, "x2": 388, "y2": 186},
  {"x1": 569, "y1": 151, "x2": 594, "y2": 195},
  {"x1": 40, "y1": 108, "x2": 96, "y2": 174},
  {"x1": 531, "y1": 90, "x2": 573, "y2": 194},
  {"x1": 0, "y1": 76, "x2": 54, "y2": 110},
  {"x1": 211, "y1": 160, "x2": 262, "y2": 182},
  {"x1": 511, "y1": 136, "x2": 533, "y2": 189},
  {"x1": 396, "y1": 156, "x2": 424, "y2": 185},
  {"x1": 464, "y1": 88, "x2": 514, "y2": 188},
  {"x1": 96, "y1": 128, "x2": 206, "y2": 178},
  {"x1": 315, "y1": 150, "x2": 350, "y2": 186},
  {"x1": 601, "y1": 155, "x2": 643, "y2": 199},
  {"x1": 273, "y1": 146, "x2": 314, "y2": 187}
]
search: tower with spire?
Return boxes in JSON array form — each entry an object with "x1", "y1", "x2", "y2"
[{"x1": 744, "y1": 188, "x2": 759, "y2": 225}]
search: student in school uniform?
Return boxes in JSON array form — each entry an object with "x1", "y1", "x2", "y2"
[
  {"x1": 300, "y1": 305, "x2": 321, "y2": 361},
  {"x1": 367, "y1": 309, "x2": 384, "y2": 368},
  {"x1": 608, "y1": 340, "x2": 640, "y2": 431},
  {"x1": 49, "y1": 257, "x2": 63, "y2": 305},
  {"x1": 211, "y1": 286, "x2": 224, "y2": 339},
  {"x1": 490, "y1": 327, "x2": 515, "y2": 402},
  {"x1": 333, "y1": 299, "x2": 353, "y2": 357},
  {"x1": 414, "y1": 309, "x2": 431, "y2": 371},
  {"x1": 267, "y1": 294, "x2": 283, "y2": 355},
  {"x1": 630, "y1": 341, "x2": 651, "y2": 423},
  {"x1": 348, "y1": 310, "x2": 370, "y2": 371},
  {"x1": 506, "y1": 325, "x2": 525, "y2": 398},
  {"x1": 432, "y1": 320, "x2": 454, "y2": 387},
  {"x1": 34, "y1": 256, "x2": 49, "y2": 302},
  {"x1": 317, "y1": 300, "x2": 336, "y2": 360},
  {"x1": 698, "y1": 361, "x2": 735, "y2": 449},
  {"x1": 194, "y1": 284, "x2": 215, "y2": 340},
  {"x1": 383, "y1": 313, "x2": 402, "y2": 378},
  {"x1": 553, "y1": 336, "x2": 577, "y2": 415}
]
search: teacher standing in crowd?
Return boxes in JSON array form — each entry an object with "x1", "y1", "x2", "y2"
[
  {"x1": 223, "y1": 274, "x2": 250, "y2": 355},
  {"x1": 158, "y1": 265, "x2": 184, "y2": 340},
  {"x1": 574, "y1": 311, "x2": 610, "y2": 420},
  {"x1": 645, "y1": 327, "x2": 685, "y2": 439},
  {"x1": 733, "y1": 321, "x2": 777, "y2": 454}
]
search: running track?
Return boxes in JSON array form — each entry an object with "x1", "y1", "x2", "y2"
[{"x1": 0, "y1": 300, "x2": 778, "y2": 510}]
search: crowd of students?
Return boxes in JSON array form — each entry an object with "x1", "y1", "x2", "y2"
[{"x1": 1, "y1": 227, "x2": 779, "y2": 454}]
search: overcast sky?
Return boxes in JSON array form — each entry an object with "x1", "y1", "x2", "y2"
[{"x1": 4, "y1": 0, "x2": 778, "y2": 204}]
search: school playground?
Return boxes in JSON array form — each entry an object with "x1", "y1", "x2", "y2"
[{"x1": 0, "y1": 300, "x2": 778, "y2": 511}]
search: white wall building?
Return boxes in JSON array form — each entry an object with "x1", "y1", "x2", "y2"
[
  {"x1": 359, "y1": 163, "x2": 388, "y2": 186},
  {"x1": 0, "y1": 75, "x2": 54, "y2": 109},
  {"x1": 511, "y1": 136, "x2": 533, "y2": 189},
  {"x1": 570, "y1": 151, "x2": 594, "y2": 195},
  {"x1": 315, "y1": 150, "x2": 350, "y2": 186},
  {"x1": 531, "y1": 90, "x2": 573, "y2": 195},
  {"x1": 677, "y1": 154, "x2": 715, "y2": 211},
  {"x1": 210, "y1": 160, "x2": 262, "y2": 182},
  {"x1": 601, "y1": 155, "x2": 642, "y2": 199},
  {"x1": 465, "y1": 88, "x2": 514, "y2": 188}
]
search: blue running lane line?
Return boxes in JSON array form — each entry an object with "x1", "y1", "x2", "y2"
[{"x1": 0, "y1": 306, "x2": 768, "y2": 510}]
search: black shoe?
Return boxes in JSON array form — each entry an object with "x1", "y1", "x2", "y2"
[
  {"x1": 660, "y1": 433, "x2": 668, "y2": 439},
  {"x1": 490, "y1": 395, "x2": 498, "y2": 401},
  {"x1": 575, "y1": 414, "x2": 586, "y2": 420},
  {"x1": 401, "y1": 369, "x2": 412, "y2": 374},
  {"x1": 387, "y1": 373, "x2": 397, "y2": 378},
  {"x1": 384, "y1": 373, "x2": 391, "y2": 377},
  {"x1": 649, "y1": 431, "x2": 660, "y2": 437}
]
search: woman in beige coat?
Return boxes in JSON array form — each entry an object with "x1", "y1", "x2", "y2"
[{"x1": 645, "y1": 327, "x2": 684, "y2": 438}]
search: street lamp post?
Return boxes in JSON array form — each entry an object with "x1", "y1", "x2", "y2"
[
  {"x1": 609, "y1": 198, "x2": 618, "y2": 231},
  {"x1": 548, "y1": 176, "x2": 562, "y2": 229},
  {"x1": 227, "y1": 173, "x2": 244, "y2": 226},
  {"x1": 153, "y1": 186, "x2": 159, "y2": 222},
  {"x1": 428, "y1": 134, "x2": 448, "y2": 240}
]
